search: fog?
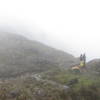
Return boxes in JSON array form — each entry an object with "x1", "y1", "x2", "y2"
[{"x1": 0, "y1": 0, "x2": 100, "y2": 61}]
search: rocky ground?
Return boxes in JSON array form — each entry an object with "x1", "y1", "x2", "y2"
[{"x1": 0, "y1": 68, "x2": 100, "y2": 100}]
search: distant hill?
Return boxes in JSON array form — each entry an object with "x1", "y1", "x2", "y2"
[
  {"x1": 87, "y1": 59, "x2": 100, "y2": 73},
  {"x1": 0, "y1": 33, "x2": 79, "y2": 77}
]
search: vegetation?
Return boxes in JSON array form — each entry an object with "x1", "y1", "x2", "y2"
[
  {"x1": 0, "y1": 33, "x2": 100, "y2": 100},
  {"x1": 0, "y1": 68, "x2": 99, "y2": 100},
  {"x1": 0, "y1": 33, "x2": 78, "y2": 77},
  {"x1": 42, "y1": 68, "x2": 100, "y2": 100}
]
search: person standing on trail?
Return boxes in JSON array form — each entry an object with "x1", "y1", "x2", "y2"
[
  {"x1": 80, "y1": 54, "x2": 83, "y2": 61},
  {"x1": 83, "y1": 53, "x2": 86, "y2": 67},
  {"x1": 80, "y1": 54, "x2": 84, "y2": 68},
  {"x1": 83, "y1": 53, "x2": 86, "y2": 62}
]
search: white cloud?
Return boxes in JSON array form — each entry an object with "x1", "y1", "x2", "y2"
[{"x1": 0, "y1": 0, "x2": 100, "y2": 61}]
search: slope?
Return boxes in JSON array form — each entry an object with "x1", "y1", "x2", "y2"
[{"x1": 0, "y1": 33, "x2": 79, "y2": 77}]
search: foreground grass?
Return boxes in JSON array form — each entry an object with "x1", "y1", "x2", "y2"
[
  {"x1": 42, "y1": 68, "x2": 100, "y2": 100},
  {"x1": 0, "y1": 68, "x2": 100, "y2": 100}
]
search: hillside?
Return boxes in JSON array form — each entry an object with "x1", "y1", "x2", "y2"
[
  {"x1": 0, "y1": 67, "x2": 100, "y2": 100},
  {"x1": 0, "y1": 33, "x2": 79, "y2": 77},
  {"x1": 0, "y1": 33, "x2": 100, "y2": 100},
  {"x1": 87, "y1": 59, "x2": 100, "y2": 74}
]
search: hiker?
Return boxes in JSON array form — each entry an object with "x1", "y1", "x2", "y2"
[
  {"x1": 80, "y1": 54, "x2": 83, "y2": 67},
  {"x1": 80, "y1": 54, "x2": 83, "y2": 61},
  {"x1": 83, "y1": 53, "x2": 86, "y2": 66}
]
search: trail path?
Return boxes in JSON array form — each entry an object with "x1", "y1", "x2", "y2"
[{"x1": 31, "y1": 74, "x2": 69, "y2": 90}]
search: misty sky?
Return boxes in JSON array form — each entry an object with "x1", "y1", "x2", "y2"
[{"x1": 0, "y1": 0, "x2": 100, "y2": 61}]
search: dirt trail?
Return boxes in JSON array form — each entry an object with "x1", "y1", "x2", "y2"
[{"x1": 31, "y1": 74, "x2": 69, "y2": 90}]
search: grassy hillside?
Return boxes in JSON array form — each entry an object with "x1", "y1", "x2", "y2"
[
  {"x1": 0, "y1": 68, "x2": 100, "y2": 100},
  {"x1": 87, "y1": 59, "x2": 100, "y2": 74},
  {"x1": 41, "y1": 68, "x2": 100, "y2": 100},
  {"x1": 0, "y1": 33, "x2": 79, "y2": 77},
  {"x1": 0, "y1": 33, "x2": 99, "y2": 100}
]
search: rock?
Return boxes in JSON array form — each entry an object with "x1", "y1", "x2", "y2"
[
  {"x1": 8, "y1": 90, "x2": 20, "y2": 98},
  {"x1": 67, "y1": 78, "x2": 79, "y2": 86},
  {"x1": 34, "y1": 88, "x2": 46, "y2": 97}
]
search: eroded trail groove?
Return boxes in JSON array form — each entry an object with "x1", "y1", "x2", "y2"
[{"x1": 31, "y1": 73, "x2": 69, "y2": 90}]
